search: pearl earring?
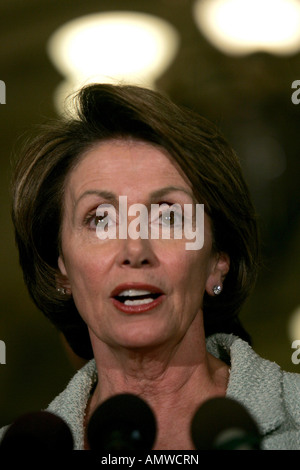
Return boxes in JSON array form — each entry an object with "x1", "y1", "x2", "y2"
[
  {"x1": 57, "y1": 287, "x2": 66, "y2": 295},
  {"x1": 213, "y1": 285, "x2": 222, "y2": 296}
]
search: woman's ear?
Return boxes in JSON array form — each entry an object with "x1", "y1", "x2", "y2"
[
  {"x1": 56, "y1": 255, "x2": 71, "y2": 294},
  {"x1": 205, "y1": 252, "x2": 230, "y2": 297},
  {"x1": 58, "y1": 255, "x2": 67, "y2": 277}
]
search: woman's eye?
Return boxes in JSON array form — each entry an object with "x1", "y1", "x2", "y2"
[
  {"x1": 152, "y1": 203, "x2": 183, "y2": 228},
  {"x1": 86, "y1": 213, "x2": 108, "y2": 230},
  {"x1": 160, "y1": 210, "x2": 181, "y2": 226},
  {"x1": 94, "y1": 213, "x2": 109, "y2": 229},
  {"x1": 86, "y1": 204, "x2": 116, "y2": 231}
]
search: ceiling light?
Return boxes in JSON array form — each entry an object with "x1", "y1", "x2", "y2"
[
  {"x1": 193, "y1": 0, "x2": 300, "y2": 56},
  {"x1": 47, "y1": 11, "x2": 179, "y2": 114}
]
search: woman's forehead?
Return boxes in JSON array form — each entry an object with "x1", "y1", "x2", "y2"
[{"x1": 65, "y1": 139, "x2": 194, "y2": 202}]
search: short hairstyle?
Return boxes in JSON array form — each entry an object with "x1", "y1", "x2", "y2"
[{"x1": 11, "y1": 83, "x2": 260, "y2": 359}]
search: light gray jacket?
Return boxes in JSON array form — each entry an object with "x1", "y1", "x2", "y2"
[{"x1": 1, "y1": 333, "x2": 300, "y2": 449}]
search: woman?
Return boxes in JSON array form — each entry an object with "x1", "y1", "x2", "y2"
[{"x1": 1, "y1": 84, "x2": 300, "y2": 449}]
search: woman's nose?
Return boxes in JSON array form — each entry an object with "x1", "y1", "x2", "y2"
[{"x1": 116, "y1": 236, "x2": 158, "y2": 268}]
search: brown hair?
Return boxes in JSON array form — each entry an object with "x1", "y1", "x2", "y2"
[{"x1": 11, "y1": 83, "x2": 260, "y2": 358}]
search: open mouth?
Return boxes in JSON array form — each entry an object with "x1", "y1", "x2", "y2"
[
  {"x1": 115, "y1": 289, "x2": 162, "y2": 306},
  {"x1": 111, "y1": 285, "x2": 165, "y2": 313}
]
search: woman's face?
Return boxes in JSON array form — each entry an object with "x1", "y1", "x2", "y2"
[{"x1": 58, "y1": 139, "x2": 228, "y2": 352}]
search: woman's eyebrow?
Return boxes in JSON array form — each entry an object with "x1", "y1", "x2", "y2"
[
  {"x1": 149, "y1": 186, "x2": 196, "y2": 203},
  {"x1": 74, "y1": 190, "x2": 118, "y2": 209},
  {"x1": 74, "y1": 186, "x2": 196, "y2": 211}
]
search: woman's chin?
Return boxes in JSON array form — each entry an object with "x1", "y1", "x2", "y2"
[{"x1": 106, "y1": 326, "x2": 174, "y2": 353}]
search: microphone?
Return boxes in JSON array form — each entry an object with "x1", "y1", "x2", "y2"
[
  {"x1": 0, "y1": 410, "x2": 74, "y2": 450},
  {"x1": 87, "y1": 393, "x2": 157, "y2": 451},
  {"x1": 191, "y1": 397, "x2": 262, "y2": 450}
]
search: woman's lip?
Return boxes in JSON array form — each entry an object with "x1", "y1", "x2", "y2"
[
  {"x1": 111, "y1": 293, "x2": 165, "y2": 314},
  {"x1": 110, "y1": 283, "x2": 164, "y2": 298}
]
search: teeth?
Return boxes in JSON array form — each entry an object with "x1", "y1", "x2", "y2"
[
  {"x1": 124, "y1": 298, "x2": 154, "y2": 306},
  {"x1": 115, "y1": 288, "x2": 161, "y2": 306},
  {"x1": 118, "y1": 289, "x2": 152, "y2": 297}
]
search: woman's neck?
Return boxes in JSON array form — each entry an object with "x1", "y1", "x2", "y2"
[{"x1": 85, "y1": 333, "x2": 230, "y2": 450}]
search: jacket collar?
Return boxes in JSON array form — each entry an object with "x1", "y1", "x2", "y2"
[{"x1": 206, "y1": 333, "x2": 285, "y2": 436}]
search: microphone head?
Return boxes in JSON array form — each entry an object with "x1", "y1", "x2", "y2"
[
  {"x1": 87, "y1": 393, "x2": 157, "y2": 451},
  {"x1": 191, "y1": 396, "x2": 262, "y2": 450},
  {"x1": 0, "y1": 411, "x2": 74, "y2": 451}
]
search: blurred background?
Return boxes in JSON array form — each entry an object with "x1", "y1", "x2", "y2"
[{"x1": 0, "y1": 0, "x2": 300, "y2": 427}]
